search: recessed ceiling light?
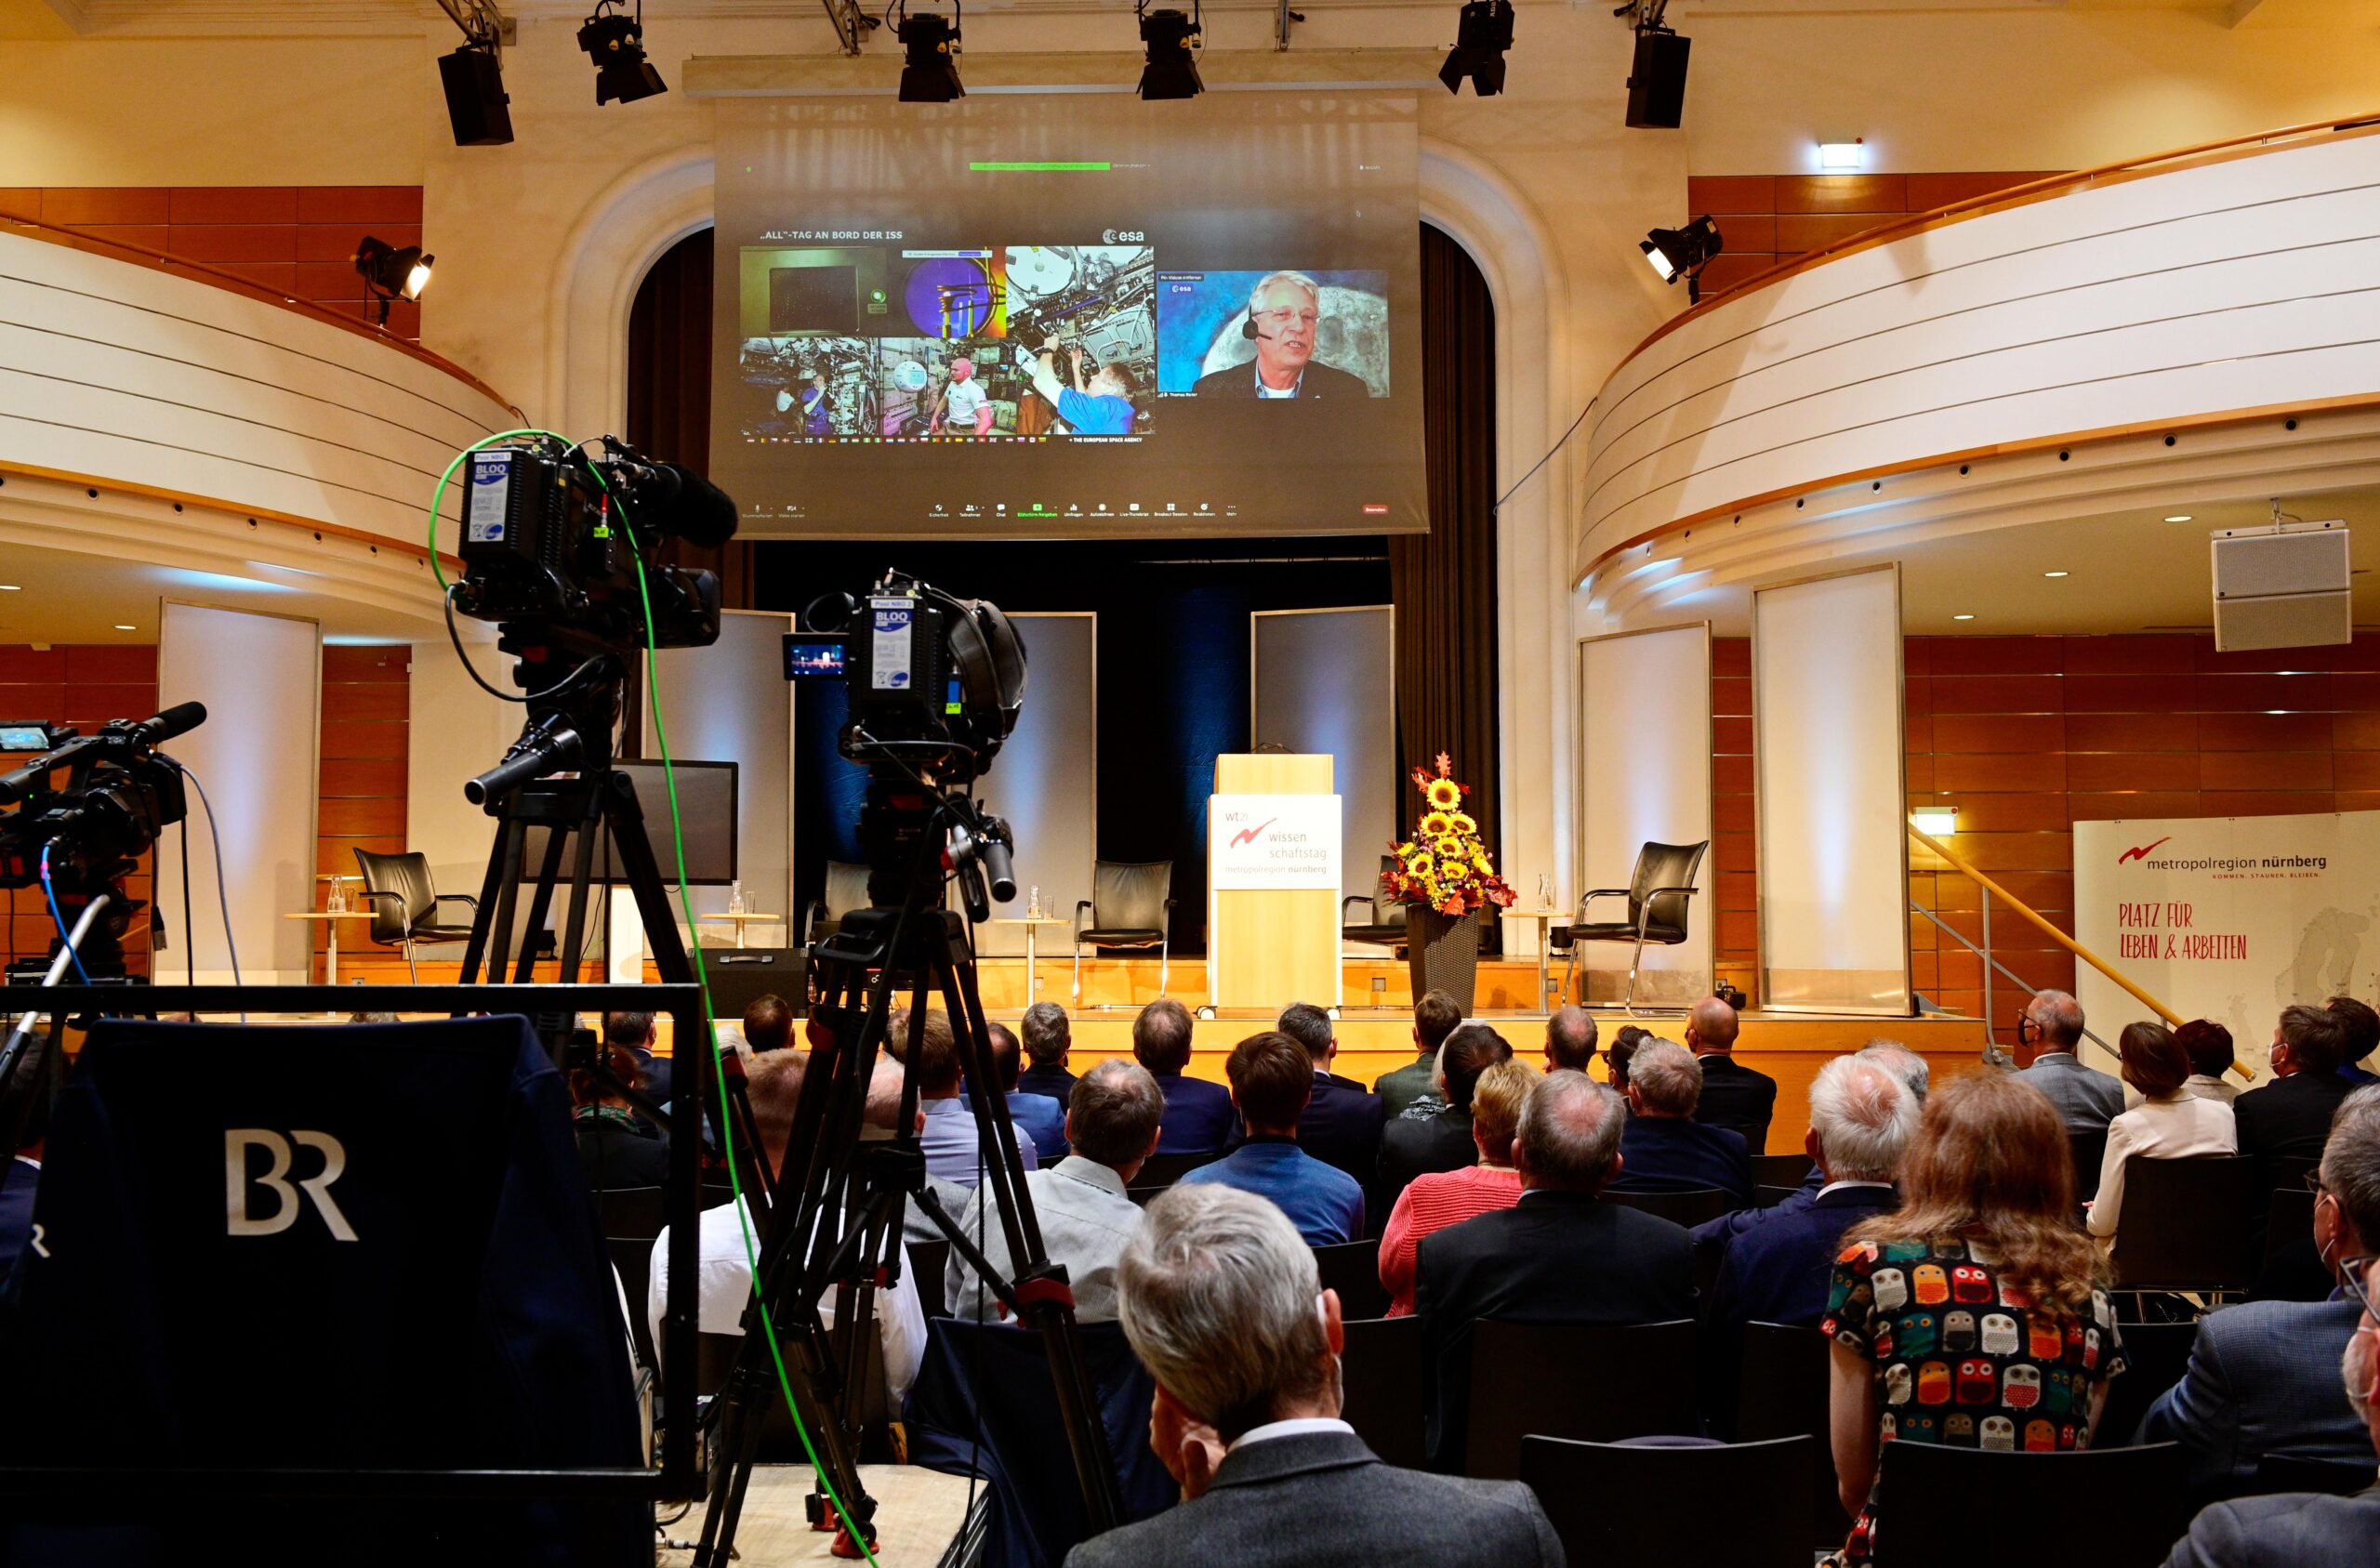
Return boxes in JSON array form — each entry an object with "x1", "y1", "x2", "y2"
[
  {"x1": 2164, "y1": 514, "x2": 2193, "y2": 522},
  {"x1": 1953, "y1": 613, "x2": 1976, "y2": 621},
  {"x1": 2043, "y1": 571, "x2": 2069, "y2": 578},
  {"x1": 0, "y1": 584, "x2": 18, "y2": 591},
  {"x1": 112, "y1": 624, "x2": 136, "y2": 631}
]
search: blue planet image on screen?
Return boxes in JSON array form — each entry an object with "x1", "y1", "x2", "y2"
[
  {"x1": 902, "y1": 254, "x2": 998, "y2": 338},
  {"x1": 1154, "y1": 269, "x2": 1391, "y2": 396}
]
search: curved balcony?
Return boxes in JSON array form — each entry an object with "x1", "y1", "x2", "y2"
[
  {"x1": 0, "y1": 217, "x2": 518, "y2": 632},
  {"x1": 1579, "y1": 116, "x2": 2380, "y2": 620}
]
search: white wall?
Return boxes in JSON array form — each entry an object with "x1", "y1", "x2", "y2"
[
  {"x1": 403, "y1": 632, "x2": 521, "y2": 929},
  {"x1": 1577, "y1": 623, "x2": 1712, "y2": 1006}
]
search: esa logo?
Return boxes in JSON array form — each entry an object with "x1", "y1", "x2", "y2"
[{"x1": 1102, "y1": 229, "x2": 1147, "y2": 244}]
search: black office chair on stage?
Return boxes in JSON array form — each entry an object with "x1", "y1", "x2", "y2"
[
  {"x1": 1342, "y1": 854, "x2": 1408, "y2": 955},
  {"x1": 801, "y1": 860, "x2": 872, "y2": 948},
  {"x1": 1074, "y1": 860, "x2": 1175, "y2": 1001},
  {"x1": 1563, "y1": 840, "x2": 1709, "y2": 1010},
  {"x1": 354, "y1": 848, "x2": 479, "y2": 982}
]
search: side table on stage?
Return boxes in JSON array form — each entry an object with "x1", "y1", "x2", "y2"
[
  {"x1": 988, "y1": 916, "x2": 1068, "y2": 1001},
  {"x1": 1509, "y1": 908, "x2": 1570, "y2": 1011},
  {"x1": 284, "y1": 910, "x2": 375, "y2": 987},
  {"x1": 696, "y1": 912, "x2": 780, "y2": 949}
]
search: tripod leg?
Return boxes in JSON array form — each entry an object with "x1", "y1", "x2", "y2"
[
  {"x1": 555, "y1": 784, "x2": 603, "y2": 982},
  {"x1": 510, "y1": 821, "x2": 570, "y2": 984},
  {"x1": 456, "y1": 809, "x2": 517, "y2": 984},
  {"x1": 482, "y1": 816, "x2": 530, "y2": 985}
]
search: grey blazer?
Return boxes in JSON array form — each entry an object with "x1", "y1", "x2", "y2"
[
  {"x1": 2019, "y1": 1051, "x2": 2126, "y2": 1133},
  {"x1": 2137, "y1": 1297, "x2": 2371, "y2": 1500},
  {"x1": 2162, "y1": 1488, "x2": 2380, "y2": 1567},
  {"x1": 1063, "y1": 1429, "x2": 1565, "y2": 1568}
]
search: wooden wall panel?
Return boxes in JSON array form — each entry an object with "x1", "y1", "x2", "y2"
[
  {"x1": 1687, "y1": 169, "x2": 2058, "y2": 301},
  {"x1": 315, "y1": 644, "x2": 409, "y2": 977}
]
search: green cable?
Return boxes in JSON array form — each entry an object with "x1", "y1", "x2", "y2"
[{"x1": 424, "y1": 428, "x2": 578, "y2": 593}]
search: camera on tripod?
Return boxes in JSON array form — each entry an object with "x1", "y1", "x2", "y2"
[
  {"x1": 452, "y1": 434, "x2": 739, "y2": 665},
  {"x1": 0, "y1": 702, "x2": 206, "y2": 978}
]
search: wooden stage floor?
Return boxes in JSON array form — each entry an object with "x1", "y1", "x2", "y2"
[{"x1": 657, "y1": 1464, "x2": 972, "y2": 1567}]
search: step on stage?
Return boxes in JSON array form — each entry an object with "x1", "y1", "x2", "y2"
[{"x1": 972, "y1": 955, "x2": 1990, "y2": 1158}]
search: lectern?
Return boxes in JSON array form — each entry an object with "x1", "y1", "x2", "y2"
[{"x1": 1208, "y1": 754, "x2": 1342, "y2": 1010}]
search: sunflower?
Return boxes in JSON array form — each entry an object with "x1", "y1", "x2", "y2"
[
  {"x1": 1433, "y1": 835, "x2": 1466, "y2": 863},
  {"x1": 1474, "y1": 856, "x2": 1495, "y2": 878},
  {"x1": 1405, "y1": 850, "x2": 1436, "y2": 878},
  {"x1": 1424, "y1": 778, "x2": 1462, "y2": 810},
  {"x1": 1420, "y1": 810, "x2": 1455, "y2": 837},
  {"x1": 1450, "y1": 811, "x2": 1477, "y2": 835}
]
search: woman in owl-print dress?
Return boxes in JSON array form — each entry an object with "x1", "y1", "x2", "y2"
[{"x1": 1821, "y1": 1071, "x2": 2128, "y2": 1568}]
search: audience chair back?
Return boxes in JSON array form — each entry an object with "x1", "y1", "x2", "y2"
[
  {"x1": 1605, "y1": 1186, "x2": 1734, "y2": 1228},
  {"x1": 1752, "y1": 1184, "x2": 1801, "y2": 1210},
  {"x1": 2107, "y1": 1156, "x2": 2262, "y2": 1294},
  {"x1": 2094, "y1": 1319, "x2": 2197, "y2": 1444},
  {"x1": 2069, "y1": 1129, "x2": 2109, "y2": 1203},
  {"x1": 1339, "y1": 1314, "x2": 1428, "y2": 1470},
  {"x1": 1313, "y1": 1239, "x2": 1390, "y2": 1322},
  {"x1": 609, "y1": 1236, "x2": 658, "y2": 1374},
  {"x1": 1735, "y1": 1321, "x2": 1849, "y2": 1546},
  {"x1": 907, "y1": 1238, "x2": 951, "y2": 1318},
  {"x1": 2262, "y1": 1187, "x2": 2317, "y2": 1270},
  {"x1": 1134, "y1": 1151, "x2": 1222, "y2": 1188},
  {"x1": 599, "y1": 1185, "x2": 668, "y2": 1241},
  {"x1": 1522, "y1": 1434, "x2": 1818, "y2": 1568},
  {"x1": 2247, "y1": 1453, "x2": 2380, "y2": 1497},
  {"x1": 1752, "y1": 1153, "x2": 1815, "y2": 1189},
  {"x1": 1873, "y1": 1441, "x2": 2191, "y2": 1568},
  {"x1": 1465, "y1": 1319, "x2": 1699, "y2": 1479}
]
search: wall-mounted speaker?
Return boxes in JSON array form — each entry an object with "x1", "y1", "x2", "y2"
[
  {"x1": 2211, "y1": 521, "x2": 2350, "y2": 652},
  {"x1": 1625, "y1": 30, "x2": 1691, "y2": 130}
]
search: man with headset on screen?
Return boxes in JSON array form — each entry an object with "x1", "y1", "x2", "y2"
[
  {"x1": 1026, "y1": 343, "x2": 1138, "y2": 436},
  {"x1": 1192, "y1": 270, "x2": 1370, "y2": 400}
]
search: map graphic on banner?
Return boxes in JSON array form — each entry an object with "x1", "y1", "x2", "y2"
[
  {"x1": 2073, "y1": 811, "x2": 2380, "y2": 1076},
  {"x1": 1210, "y1": 794, "x2": 1343, "y2": 890}
]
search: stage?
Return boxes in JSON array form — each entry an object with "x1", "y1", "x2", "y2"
[{"x1": 656, "y1": 1464, "x2": 975, "y2": 1566}]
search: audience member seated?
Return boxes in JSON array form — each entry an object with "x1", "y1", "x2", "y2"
[
  {"x1": 1686, "y1": 994, "x2": 1776, "y2": 1153},
  {"x1": 1378, "y1": 1059, "x2": 1539, "y2": 1317},
  {"x1": 649, "y1": 1049, "x2": 928, "y2": 1405},
  {"x1": 1181, "y1": 1033, "x2": 1365, "y2": 1245},
  {"x1": 1017, "y1": 999, "x2": 1079, "y2": 1105},
  {"x1": 1607, "y1": 1024, "x2": 1649, "y2": 1095},
  {"x1": 2142, "y1": 1085, "x2": 2380, "y2": 1502},
  {"x1": 347, "y1": 1009, "x2": 400, "y2": 1024},
  {"x1": 2162, "y1": 1250, "x2": 2380, "y2": 1565},
  {"x1": 1691, "y1": 1040, "x2": 1927, "y2": 1255},
  {"x1": 1278, "y1": 1001, "x2": 1385, "y2": 1186},
  {"x1": 2176, "y1": 1019, "x2": 2242, "y2": 1105},
  {"x1": 0, "y1": 1094, "x2": 42, "y2": 1294},
  {"x1": 1823, "y1": 1070, "x2": 2128, "y2": 1568},
  {"x1": 1375, "y1": 989, "x2": 1463, "y2": 1120},
  {"x1": 1708, "y1": 1053, "x2": 1914, "y2": 1339},
  {"x1": 2238, "y1": 1005, "x2": 2358, "y2": 1167},
  {"x1": 570, "y1": 1040, "x2": 671, "y2": 1191},
  {"x1": 604, "y1": 1008, "x2": 673, "y2": 1116},
  {"x1": 1064, "y1": 1184, "x2": 1563, "y2": 1568},
  {"x1": 987, "y1": 1020, "x2": 1069, "y2": 1162},
  {"x1": 945, "y1": 1058, "x2": 1163, "y2": 1322},
  {"x1": 1607, "y1": 1039, "x2": 1753, "y2": 1206},
  {"x1": 2016, "y1": 987, "x2": 2124, "y2": 1133},
  {"x1": 1415, "y1": 1070, "x2": 1695, "y2": 1473},
  {"x1": 1543, "y1": 1006, "x2": 1597, "y2": 1075},
  {"x1": 899, "y1": 1006, "x2": 1039, "y2": 1186},
  {"x1": 1135, "y1": 998, "x2": 1236, "y2": 1155},
  {"x1": 742, "y1": 992, "x2": 796, "y2": 1055},
  {"x1": 2089, "y1": 1021, "x2": 2238, "y2": 1242},
  {"x1": 1378, "y1": 1022, "x2": 1514, "y2": 1206},
  {"x1": 864, "y1": 1057, "x2": 976, "y2": 1249},
  {"x1": 2332, "y1": 996, "x2": 2380, "y2": 1089}
]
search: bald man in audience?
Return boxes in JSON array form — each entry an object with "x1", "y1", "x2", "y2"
[
  {"x1": 1686, "y1": 995, "x2": 1774, "y2": 1153},
  {"x1": 1543, "y1": 1007, "x2": 1598, "y2": 1075},
  {"x1": 2016, "y1": 989, "x2": 2123, "y2": 1133},
  {"x1": 1609, "y1": 1039, "x2": 1753, "y2": 1206}
]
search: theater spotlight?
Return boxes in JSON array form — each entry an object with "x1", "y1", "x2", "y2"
[
  {"x1": 1439, "y1": 0, "x2": 1513, "y2": 98},
  {"x1": 1640, "y1": 214, "x2": 1721, "y2": 302},
  {"x1": 897, "y1": 0, "x2": 963, "y2": 102},
  {"x1": 1138, "y1": 0, "x2": 1203, "y2": 100},
  {"x1": 1616, "y1": 0, "x2": 1689, "y2": 129},
  {"x1": 433, "y1": 0, "x2": 512, "y2": 145},
  {"x1": 353, "y1": 235, "x2": 434, "y2": 326},
  {"x1": 577, "y1": 0, "x2": 667, "y2": 106}
]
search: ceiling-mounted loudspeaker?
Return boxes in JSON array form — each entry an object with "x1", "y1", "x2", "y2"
[
  {"x1": 1625, "y1": 29, "x2": 1690, "y2": 129},
  {"x1": 2211, "y1": 521, "x2": 2350, "y2": 652}
]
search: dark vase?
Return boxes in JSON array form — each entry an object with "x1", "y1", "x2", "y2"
[{"x1": 1404, "y1": 906, "x2": 1484, "y2": 1011}]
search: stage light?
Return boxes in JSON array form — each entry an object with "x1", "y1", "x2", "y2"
[
  {"x1": 1138, "y1": 2, "x2": 1204, "y2": 100},
  {"x1": 2165, "y1": 514, "x2": 2194, "y2": 522},
  {"x1": 1952, "y1": 613, "x2": 1976, "y2": 621},
  {"x1": 1911, "y1": 807, "x2": 1958, "y2": 837},
  {"x1": 897, "y1": 2, "x2": 964, "y2": 102},
  {"x1": 2043, "y1": 570, "x2": 2069, "y2": 578},
  {"x1": 578, "y1": 0, "x2": 667, "y2": 106},
  {"x1": 1818, "y1": 139, "x2": 1863, "y2": 170},
  {"x1": 1439, "y1": 0, "x2": 1514, "y2": 97},
  {"x1": 1618, "y1": 0, "x2": 1688, "y2": 129},
  {"x1": 353, "y1": 235, "x2": 434, "y2": 326},
  {"x1": 112, "y1": 624, "x2": 137, "y2": 632},
  {"x1": 434, "y1": 1, "x2": 512, "y2": 145},
  {"x1": 1640, "y1": 214, "x2": 1721, "y2": 301}
]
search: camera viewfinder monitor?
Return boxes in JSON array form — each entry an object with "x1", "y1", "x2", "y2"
[
  {"x1": 0, "y1": 724, "x2": 58, "y2": 752},
  {"x1": 784, "y1": 634, "x2": 848, "y2": 679}
]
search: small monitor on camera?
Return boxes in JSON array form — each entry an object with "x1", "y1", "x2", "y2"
[
  {"x1": 784, "y1": 634, "x2": 847, "y2": 679},
  {"x1": 0, "y1": 723, "x2": 59, "y2": 752}
]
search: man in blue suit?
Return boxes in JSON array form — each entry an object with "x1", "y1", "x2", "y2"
[
  {"x1": 986, "y1": 1021, "x2": 1068, "y2": 1163},
  {"x1": 1135, "y1": 998, "x2": 1236, "y2": 1155},
  {"x1": 2142, "y1": 1085, "x2": 2380, "y2": 1503},
  {"x1": 1278, "y1": 1001, "x2": 1385, "y2": 1187},
  {"x1": 1608, "y1": 1039, "x2": 1752, "y2": 1206}
]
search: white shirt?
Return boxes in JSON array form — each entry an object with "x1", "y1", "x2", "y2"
[
  {"x1": 2123, "y1": 1073, "x2": 2241, "y2": 1112},
  {"x1": 1816, "y1": 1179, "x2": 1893, "y2": 1201},
  {"x1": 1254, "y1": 363, "x2": 1305, "y2": 399},
  {"x1": 944, "y1": 377, "x2": 990, "y2": 427},
  {"x1": 648, "y1": 1196, "x2": 929, "y2": 1405},
  {"x1": 2087, "y1": 1093, "x2": 2238, "y2": 1238},
  {"x1": 1228, "y1": 1416, "x2": 1352, "y2": 1452}
]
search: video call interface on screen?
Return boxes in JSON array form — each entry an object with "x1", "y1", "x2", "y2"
[{"x1": 709, "y1": 96, "x2": 1426, "y2": 537}]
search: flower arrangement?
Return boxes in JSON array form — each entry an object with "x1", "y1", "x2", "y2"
[{"x1": 1382, "y1": 753, "x2": 1516, "y2": 917}]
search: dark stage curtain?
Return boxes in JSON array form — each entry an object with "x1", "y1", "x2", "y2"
[
  {"x1": 1393, "y1": 224, "x2": 1501, "y2": 872},
  {"x1": 626, "y1": 227, "x2": 751, "y2": 607}
]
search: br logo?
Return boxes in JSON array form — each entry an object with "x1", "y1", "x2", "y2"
[{"x1": 225, "y1": 1129, "x2": 359, "y2": 1242}]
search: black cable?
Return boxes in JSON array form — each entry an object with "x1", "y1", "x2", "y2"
[
  {"x1": 179, "y1": 814, "x2": 194, "y2": 987},
  {"x1": 1492, "y1": 397, "x2": 1595, "y2": 515},
  {"x1": 443, "y1": 587, "x2": 605, "y2": 705}
]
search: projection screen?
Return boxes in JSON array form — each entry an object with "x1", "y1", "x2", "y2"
[{"x1": 710, "y1": 94, "x2": 1425, "y2": 538}]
